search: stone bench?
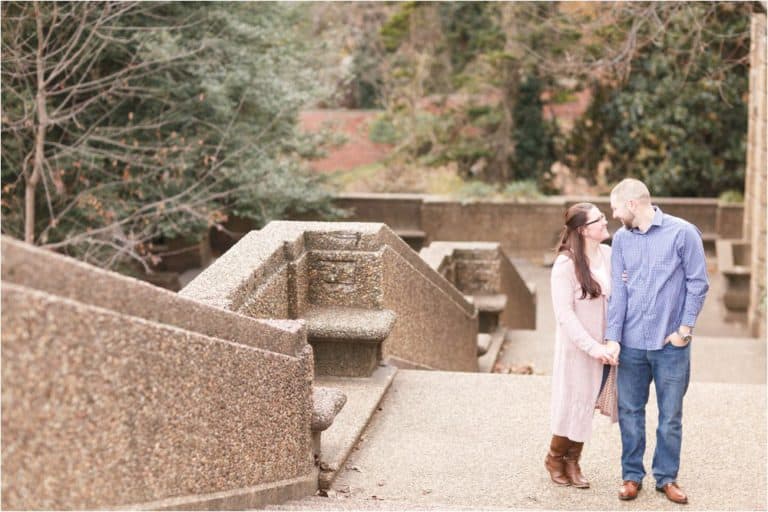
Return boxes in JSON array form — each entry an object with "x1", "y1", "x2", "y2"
[
  {"x1": 468, "y1": 293, "x2": 509, "y2": 333},
  {"x1": 716, "y1": 239, "x2": 752, "y2": 313},
  {"x1": 305, "y1": 307, "x2": 397, "y2": 377}
]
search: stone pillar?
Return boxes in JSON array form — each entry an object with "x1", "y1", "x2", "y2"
[{"x1": 745, "y1": 4, "x2": 767, "y2": 339}]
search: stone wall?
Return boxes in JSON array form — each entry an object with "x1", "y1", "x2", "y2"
[
  {"x1": 717, "y1": 204, "x2": 746, "y2": 239},
  {"x1": 421, "y1": 198, "x2": 566, "y2": 258},
  {"x1": 1, "y1": 238, "x2": 316, "y2": 510},
  {"x1": 140, "y1": 194, "x2": 746, "y2": 292},
  {"x1": 745, "y1": 4, "x2": 767, "y2": 339},
  {"x1": 336, "y1": 194, "x2": 744, "y2": 258},
  {"x1": 336, "y1": 193, "x2": 425, "y2": 232}
]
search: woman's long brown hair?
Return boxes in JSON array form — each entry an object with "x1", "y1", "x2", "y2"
[{"x1": 555, "y1": 202, "x2": 602, "y2": 299}]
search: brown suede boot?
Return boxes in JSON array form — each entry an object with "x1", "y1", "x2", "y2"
[
  {"x1": 545, "y1": 435, "x2": 571, "y2": 486},
  {"x1": 564, "y1": 441, "x2": 590, "y2": 488}
]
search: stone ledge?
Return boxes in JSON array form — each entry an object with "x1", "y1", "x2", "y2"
[
  {"x1": 305, "y1": 307, "x2": 396, "y2": 342},
  {"x1": 2, "y1": 283, "x2": 314, "y2": 510},
  {"x1": 722, "y1": 266, "x2": 751, "y2": 275},
  {"x1": 312, "y1": 387, "x2": 348, "y2": 432},
  {"x1": 477, "y1": 329, "x2": 507, "y2": 373},
  {"x1": 395, "y1": 229, "x2": 426, "y2": 239},
  {"x1": 470, "y1": 294, "x2": 508, "y2": 313},
  {"x1": 477, "y1": 333, "x2": 492, "y2": 356}
]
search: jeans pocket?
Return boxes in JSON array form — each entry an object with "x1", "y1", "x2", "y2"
[{"x1": 667, "y1": 338, "x2": 690, "y2": 349}]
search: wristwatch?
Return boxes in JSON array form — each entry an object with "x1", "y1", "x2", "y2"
[{"x1": 678, "y1": 328, "x2": 693, "y2": 344}]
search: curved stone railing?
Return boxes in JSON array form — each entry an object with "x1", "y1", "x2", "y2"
[
  {"x1": 420, "y1": 241, "x2": 536, "y2": 333},
  {"x1": 1, "y1": 237, "x2": 331, "y2": 510},
  {"x1": 180, "y1": 221, "x2": 479, "y2": 373}
]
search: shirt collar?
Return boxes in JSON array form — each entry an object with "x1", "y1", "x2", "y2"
[
  {"x1": 651, "y1": 205, "x2": 663, "y2": 226},
  {"x1": 630, "y1": 205, "x2": 663, "y2": 233}
]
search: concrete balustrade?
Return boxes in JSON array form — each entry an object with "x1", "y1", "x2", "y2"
[
  {"x1": 420, "y1": 241, "x2": 536, "y2": 333},
  {"x1": 1, "y1": 237, "x2": 333, "y2": 510},
  {"x1": 180, "y1": 221, "x2": 479, "y2": 374}
]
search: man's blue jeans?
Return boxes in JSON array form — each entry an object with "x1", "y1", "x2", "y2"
[{"x1": 617, "y1": 343, "x2": 690, "y2": 487}]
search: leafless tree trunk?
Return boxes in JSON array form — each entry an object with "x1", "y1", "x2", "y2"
[{"x1": 26, "y1": 3, "x2": 48, "y2": 243}]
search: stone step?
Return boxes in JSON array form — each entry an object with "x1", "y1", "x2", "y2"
[
  {"x1": 267, "y1": 496, "x2": 510, "y2": 510},
  {"x1": 314, "y1": 365, "x2": 398, "y2": 490}
]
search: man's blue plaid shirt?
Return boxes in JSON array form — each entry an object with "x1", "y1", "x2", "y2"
[{"x1": 606, "y1": 206, "x2": 709, "y2": 350}]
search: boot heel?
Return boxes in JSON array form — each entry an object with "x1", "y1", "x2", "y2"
[{"x1": 545, "y1": 455, "x2": 571, "y2": 486}]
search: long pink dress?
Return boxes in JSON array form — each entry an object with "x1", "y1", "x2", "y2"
[{"x1": 550, "y1": 244, "x2": 612, "y2": 442}]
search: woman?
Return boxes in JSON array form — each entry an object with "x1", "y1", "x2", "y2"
[{"x1": 545, "y1": 202, "x2": 619, "y2": 489}]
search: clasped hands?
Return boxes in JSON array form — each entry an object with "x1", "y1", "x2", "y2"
[{"x1": 589, "y1": 340, "x2": 620, "y2": 366}]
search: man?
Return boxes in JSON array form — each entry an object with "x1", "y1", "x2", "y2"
[{"x1": 605, "y1": 178, "x2": 709, "y2": 505}]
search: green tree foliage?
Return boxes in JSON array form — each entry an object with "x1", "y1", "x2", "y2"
[
  {"x1": 1, "y1": 2, "x2": 337, "y2": 270},
  {"x1": 512, "y1": 74, "x2": 558, "y2": 183},
  {"x1": 314, "y1": 2, "x2": 750, "y2": 197},
  {"x1": 380, "y1": 2, "x2": 417, "y2": 53},
  {"x1": 360, "y1": 2, "x2": 569, "y2": 187},
  {"x1": 437, "y1": 2, "x2": 505, "y2": 76},
  {"x1": 566, "y1": 3, "x2": 750, "y2": 196}
]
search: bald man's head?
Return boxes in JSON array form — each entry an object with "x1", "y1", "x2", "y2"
[
  {"x1": 609, "y1": 178, "x2": 652, "y2": 229},
  {"x1": 610, "y1": 178, "x2": 651, "y2": 205}
]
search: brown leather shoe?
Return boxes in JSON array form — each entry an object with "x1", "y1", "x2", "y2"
[
  {"x1": 656, "y1": 482, "x2": 688, "y2": 504},
  {"x1": 544, "y1": 435, "x2": 571, "y2": 486},
  {"x1": 618, "y1": 480, "x2": 642, "y2": 501}
]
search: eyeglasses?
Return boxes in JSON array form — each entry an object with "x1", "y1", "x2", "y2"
[{"x1": 584, "y1": 214, "x2": 605, "y2": 227}]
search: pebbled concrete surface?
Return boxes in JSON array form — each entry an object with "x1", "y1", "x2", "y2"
[{"x1": 274, "y1": 370, "x2": 765, "y2": 511}]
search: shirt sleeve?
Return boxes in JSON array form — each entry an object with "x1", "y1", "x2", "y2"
[
  {"x1": 605, "y1": 233, "x2": 627, "y2": 342},
  {"x1": 677, "y1": 224, "x2": 710, "y2": 327},
  {"x1": 550, "y1": 257, "x2": 600, "y2": 355}
]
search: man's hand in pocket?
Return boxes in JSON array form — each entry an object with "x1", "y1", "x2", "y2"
[{"x1": 666, "y1": 332, "x2": 690, "y2": 347}]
